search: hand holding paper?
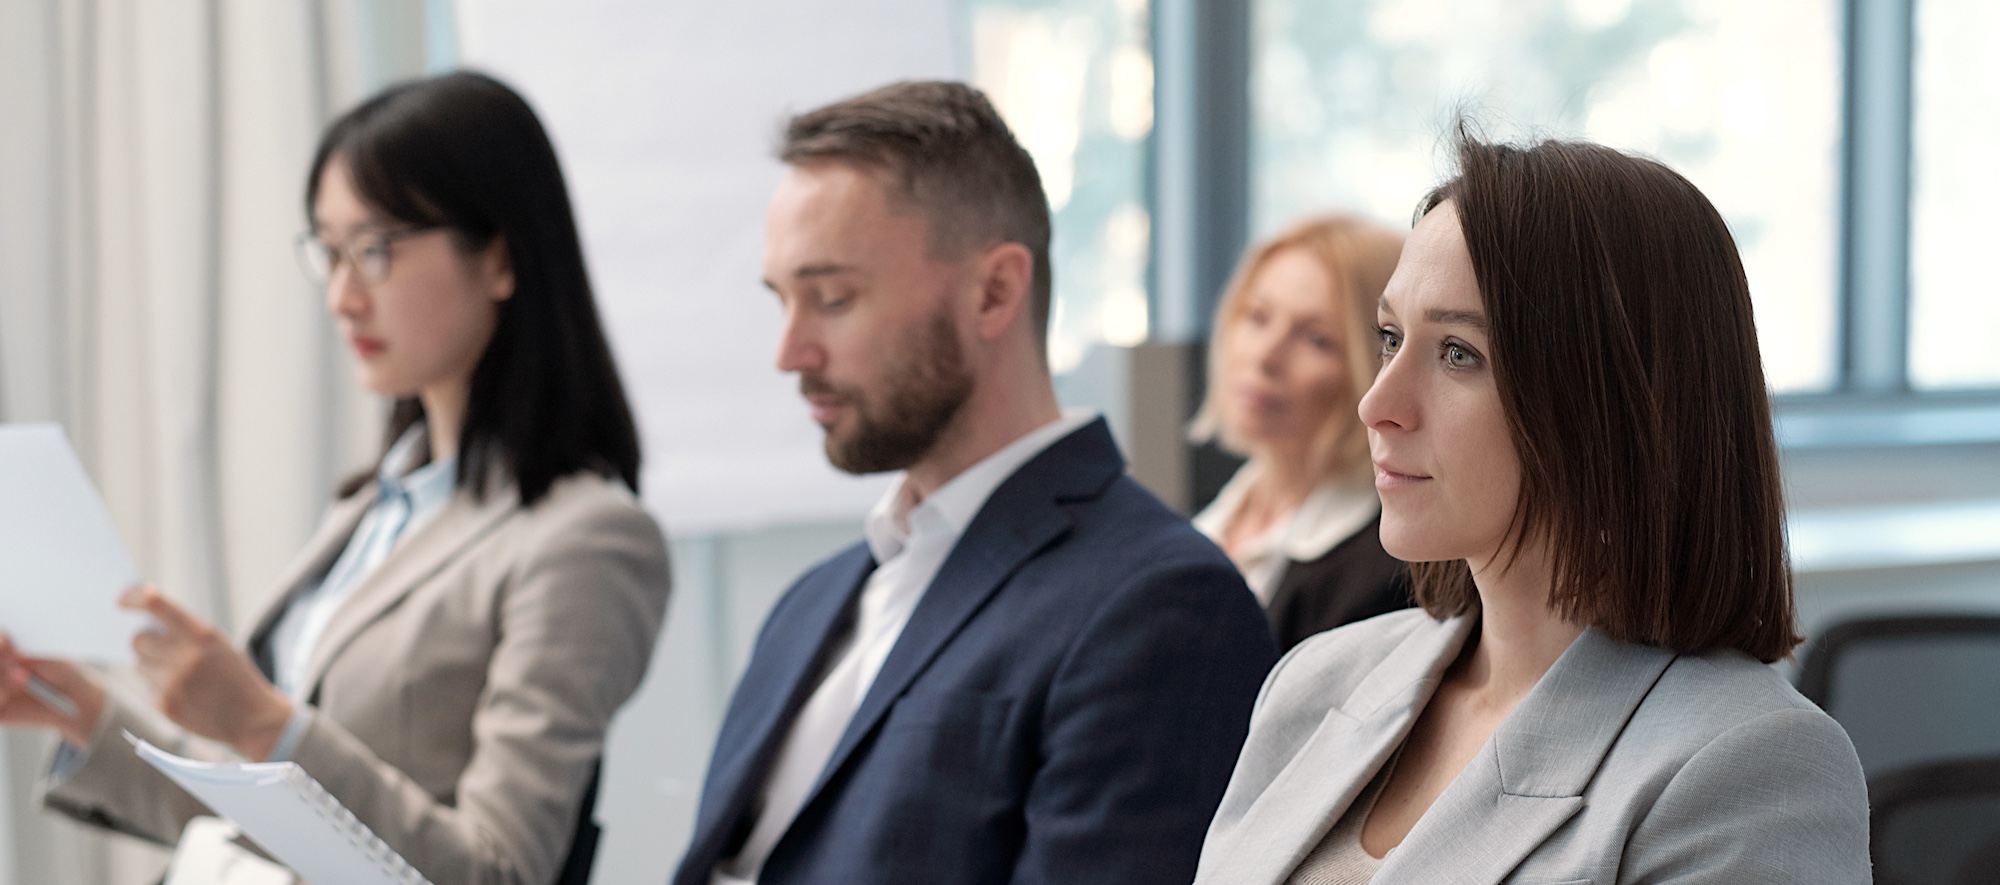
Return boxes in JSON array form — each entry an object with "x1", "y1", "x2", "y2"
[
  {"x1": 0, "y1": 424, "x2": 151, "y2": 662},
  {"x1": 123, "y1": 586, "x2": 295, "y2": 762},
  {"x1": 0, "y1": 633, "x2": 103, "y2": 744}
]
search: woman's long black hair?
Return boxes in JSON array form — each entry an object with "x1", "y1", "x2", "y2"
[{"x1": 308, "y1": 70, "x2": 641, "y2": 506}]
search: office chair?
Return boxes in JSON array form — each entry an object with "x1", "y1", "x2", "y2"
[
  {"x1": 1867, "y1": 754, "x2": 2000, "y2": 885},
  {"x1": 555, "y1": 761, "x2": 604, "y2": 885},
  {"x1": 1797, "y1": 614, "x2": 2000, "y2": 774},
  {"x1": 1797, "y1": 614, "x2": 2000, "y2": 885}
]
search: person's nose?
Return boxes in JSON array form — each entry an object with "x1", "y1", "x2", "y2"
[
  {"x1": 774, "y1": 303, "x2": 824, "y2": 375},
  {"x1": 1252, "y1": 327, "x2": 1289, "y2": 377},
  {"x1": 1358, "y1": 343, "x2": 1415, "y2": 434},
  {"x1": 326, "y1": 261, "x2": 368, "y2": 321},
  {"x1": 1232, "y1": 318, "x2": 1282, "y2": 379}
]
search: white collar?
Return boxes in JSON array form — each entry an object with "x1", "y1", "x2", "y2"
[
  {"x1": 377, "y1": 424, "x2": 458, "y2": 505},
  {"x1": 1195, "y1": 462, "x2": 1379, "y2": 563},
  {"x1": 864, "y1": 408, "x2": 1099, "y2": 563}
]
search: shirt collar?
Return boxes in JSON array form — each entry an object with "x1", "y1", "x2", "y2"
[
  {"x1": 1281, "y1": 471, "x2": 1380, "y2": 560},
  {"x1": 864, "y1": 408, "x2": 1099, "y2": 563},
  {"x1": 1193, "y1": 462, "x2": 1380, "y2": 563},
  {"x1": 376, "y1": 424, "x2": 459, "y2": 508}
]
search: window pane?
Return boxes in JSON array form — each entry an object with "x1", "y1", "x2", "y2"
[
  {"x1": 1909, "y1": 0, "x2": 2000, "y2": 390},
  {"x1": 966, "y1": 0, "x2": 1153, "y2": 374},
  {"x1": 1253, "y1": 0, "x2": 1841, "y2": 392}
]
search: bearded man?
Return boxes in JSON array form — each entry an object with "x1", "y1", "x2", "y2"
[{"x1": 672, "y1": 81, "x2": 1278, "y2": 885}]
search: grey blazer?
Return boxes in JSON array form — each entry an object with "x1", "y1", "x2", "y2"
[
  {"x1": 42, "y1": 471, "x2": 671, "y2": 885},
  {"x1": 1196, "y1": 609, "x2": 1870, "y2": 885}
]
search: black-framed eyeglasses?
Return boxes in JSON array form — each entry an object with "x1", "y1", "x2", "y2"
[{"x1": 295, "y1": 226, "x2": 446, "y2": 288}]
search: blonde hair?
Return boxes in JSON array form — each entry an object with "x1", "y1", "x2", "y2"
[{"x1": 1189, "y1": 212, "x2": 1406, "y2": 480}]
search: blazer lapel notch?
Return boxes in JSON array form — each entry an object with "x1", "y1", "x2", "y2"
[
  {"x1": 1220, "y1": 615, "x2": 1477, "y2": 885},
  {"x1": 1374, "y1": 773, "x2": 1583, "y2": 885},
  {"x1": 1377, "y1": 630, "x2": 1675, "y2": 885},
  {"x1": 297, "y1": 485, "x2": 519, "y2": 699},
  {"x1": 793, "y1": 421, "x2": 1126, "y2": 817},
  {"x1": 1492, "y1": 629, "x2": 1677, "y2": 798},
  {"x1": 801, "y1": 497, "x2": 1074, "y2": 807}
]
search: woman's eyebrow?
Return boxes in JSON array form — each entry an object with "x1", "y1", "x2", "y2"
[{"x1": 1424, "y1": 307, "x2": 1489, "y2": 331}]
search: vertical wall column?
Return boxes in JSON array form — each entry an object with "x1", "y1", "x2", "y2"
[
  {"x1": 1841, "y1": 0, "x2": 1914, "y2": 393},
  {"x1": 1148, "y1": 0, "x2": 1249, "y2": 343},
  {"x1": 1136, "y1": 0, "x2": 1250, "y2": 512}
]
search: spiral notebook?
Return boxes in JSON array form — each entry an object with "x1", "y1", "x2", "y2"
[{"x1": 129, "y1": 734, "x2": 433, "y2": 885}]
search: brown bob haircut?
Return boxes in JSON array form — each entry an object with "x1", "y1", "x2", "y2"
[
  {"x1": 1189, "y1": 213, "x2": 1405, "y2": 478},
  {"x1": 780, "y1": 80, "x2": 1054, "y2": 346},
  {"x1": 1414, "y1": 126, "x2": 1798, "y2": 663}
]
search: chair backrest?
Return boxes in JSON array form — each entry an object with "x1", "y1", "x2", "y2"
[
  {"x1": 1798, "y1": 615, "x2": 2000, "y2": 885},
  {"x1": 1865, "y1": 755, "x2": 2000, "y2": 885},
  {"x1": 553, "y1": 761, "x2": 604, "y2": 885},
  {"x1": 1796, "y1": 614, "x2": 2000, "y2": 777}
]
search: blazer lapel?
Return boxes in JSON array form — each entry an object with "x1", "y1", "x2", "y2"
[
  {"x1": 702, "y1": 547, "x2": 875, "y2": 837},
  {"x1": 1216, "y1": 615, "x2": 1476, "y2": 885},
  {"x1": 1376, "y1": 629, "x2": 1678, "y2": 885},
  {"x1": 242, "y1": 491, "x2": 374, "y2": 653},
  {"x1": 295, "y1": 483, "x2": 519, "y2": 700},
  {"x1": 799, "y1": 419, "x2": 1124, "y2": 813}
]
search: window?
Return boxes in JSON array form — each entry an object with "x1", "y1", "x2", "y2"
[
  {"x1": 1908, "y1": 0, "x2": 2000, "y2": 390},
  {"x1": 966, "y1": 0, "x2": 1154, "y2": 374},
  {"x1": 1251, "y1": 0, "x2": 1844, "y2": 393}
]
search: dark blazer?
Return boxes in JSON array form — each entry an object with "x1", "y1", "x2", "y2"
[
  {"x1": 673, "y1": 418, "x2": 1279, "y2": 885},
  {"x1": 1265, "y1": 514, "x2": 1410, "y2": 651}
]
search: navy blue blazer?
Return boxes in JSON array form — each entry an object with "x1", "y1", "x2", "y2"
[{"x1": 673, "y1": 418, "x2": 1279, "y2": 885}]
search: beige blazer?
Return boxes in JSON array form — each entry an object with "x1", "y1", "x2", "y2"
[
  {"x1": 43, "y1": 470, "x2": 671, "y2": 885},
  {"x1": 1196, "y1": 609, "x2": 1870, "y2": 885}
]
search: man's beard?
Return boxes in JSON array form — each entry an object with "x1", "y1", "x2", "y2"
[{"x1": 804, "y1": 308, "x2": 974, "y2": 475}]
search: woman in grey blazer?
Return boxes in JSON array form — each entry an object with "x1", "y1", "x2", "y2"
[
  {"x1": 0, "y1": 72, "x2": 669, "y2": 885},
  {"x1": 1194, "y1": 129, "x2": 1870, "y2": 884}
]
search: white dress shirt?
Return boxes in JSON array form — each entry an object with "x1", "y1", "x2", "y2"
[
  {"x1": 1192, "y1": 465, "x2": 1378, "y2": 605},
  {"x1": 714, "y1": 408, "x2": 1098, "y2": 885}
]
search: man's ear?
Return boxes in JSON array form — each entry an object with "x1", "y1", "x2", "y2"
[
  {"x1": 482, "y1": 235, "x2": 515, "y2": 302},
  {"x1": 972, "y1": 241, "x2": 1034, "y2": 341}
]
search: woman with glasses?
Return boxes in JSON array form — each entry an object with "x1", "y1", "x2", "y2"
[{"x1": 0, "y1": 71, "x2": 669, "y2": 885}]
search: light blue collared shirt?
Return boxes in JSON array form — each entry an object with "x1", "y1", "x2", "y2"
[{"x1": 261, "y1": 427, "x2": 457, "y2": 761}]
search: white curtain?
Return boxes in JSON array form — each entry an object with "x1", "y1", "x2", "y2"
[{"x1": 0, "y1": 1, "x2": 443, "y2": 881}]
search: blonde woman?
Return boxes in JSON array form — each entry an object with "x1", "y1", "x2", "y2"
[{"x1": 1191, "y1": 214, "x2": 1410, "y2": 650}]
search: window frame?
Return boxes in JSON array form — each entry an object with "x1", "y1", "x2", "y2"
[{"x1": 1145, "y1": 0, "x2": 2000, "y2": 450}]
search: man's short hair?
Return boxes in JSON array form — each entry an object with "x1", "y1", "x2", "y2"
[{"x1": 781, "y1": 81, "x2": 1053, "y2": 345}]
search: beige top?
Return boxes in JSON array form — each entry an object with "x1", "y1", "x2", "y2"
[{"x1": 1285, "y1": 750, "x2": 1397, "y2": 885}]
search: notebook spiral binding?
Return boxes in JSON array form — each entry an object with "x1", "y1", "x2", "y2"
[{"x1": 288, "y1": 769, "x2": 433, "y2": 885}]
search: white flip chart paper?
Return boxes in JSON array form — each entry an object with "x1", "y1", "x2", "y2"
[
  {"x1": 131, "y1": 735, "x2": 432, "y2": 885},
  {"x1": 0, "y1": 423, "x2": 148, "y2": 662}
]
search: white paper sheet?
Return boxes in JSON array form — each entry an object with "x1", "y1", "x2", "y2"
[
  {"x1": 0, "y1": 423, "x2": 148, "y2": 662},
  {"x1": 131, "y1": 735, "x2": 431, "y2": 885}
]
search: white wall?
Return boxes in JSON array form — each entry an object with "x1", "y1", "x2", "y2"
[{"x1": 456, "y1": 0, "x2": 968, "y2": 535}]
